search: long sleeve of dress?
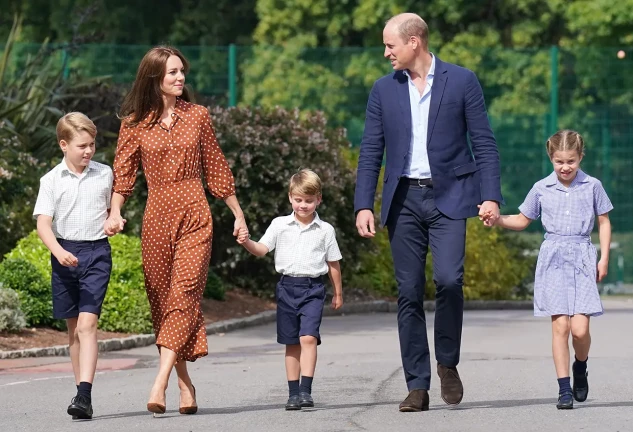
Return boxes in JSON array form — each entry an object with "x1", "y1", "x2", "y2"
[
  {"x1": 199, "y1": 108, "x2": 236, "y2": 199},
  {"x1": 112, "y1": 121, "x2": 141, "y2": 199}
]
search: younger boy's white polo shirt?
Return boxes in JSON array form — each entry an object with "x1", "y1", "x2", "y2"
[
  {"x1": 259, "y1": 212, "x2": 342, "y2": 278},
  {"x1": 33, "y1": 159, "x2": 113, "y2": 241}
]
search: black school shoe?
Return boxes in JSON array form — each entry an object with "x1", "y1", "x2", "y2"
[
  {"x1": 285, "y1": 394, "x2": 301, "y2": 410},
  {"x1": 67, "y1": 394, "x2": 93, "y2": 419},
  {"x1": 299, "y1": 392, "x2": 314, "y2": 407},
  {"x1": 556, "y1": 391, "x2": 574, "y2": 410},
  {"x1": 572, "y1": 362, "x2": 589, "y2": 402}
]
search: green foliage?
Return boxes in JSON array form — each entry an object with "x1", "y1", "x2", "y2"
[
  {"x1": 0, "y1": 283, "x2": 27, "y2": 332},
  {"x1": 4, "y1": 231, "x2": 151, "y2": 333},
  {"x1": 203, "y1": 270, "x2": 225, "y2": 301},
  {"x1": 100, "y1": 234, "x2": 152, "y2": 334},
  {"x1": 5, "y1": 230, "x2": 52, "y2": 277},
  {"x1": 1, "y1": 0, "x2": 258, "y2": 46},
  {"x1": 0, "y1": 258, "x2": 61, "y2": 328}
]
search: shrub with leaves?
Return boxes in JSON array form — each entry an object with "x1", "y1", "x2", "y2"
[
  {"x1": 0, "y1": 258, "x2": 61, "y2": 328},
  {"x1": 4, "y1": 231, "x2": 152, "y2": 333},
  {"x1": 0, "y1": 283, "x2": 27, "y2": 332},
  {"x1": 204, "y1": 270, "x2": 225, "y2": 301},
  {"x1": 99, "y1": 234, "x2": 152, "y2": 333}
]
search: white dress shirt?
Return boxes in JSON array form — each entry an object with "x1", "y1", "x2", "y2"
[
  {"x1": 33, "y1": 159, "x2": 113, "y2": 241},
  {"x1": 402, "y1": 53, "x2": 436, "y2": 179},
  {"x1": 259, "y1": 212, "x2": 342, "y2": 278}
]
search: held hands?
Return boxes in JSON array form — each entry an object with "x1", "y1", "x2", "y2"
[
  {"x1": 104, "y1": 215, "x2": 126, "y2": 236},
  {"x1": 331, "y1": 293, "x2": 343, "y2": 310},
  {"x1": 234, "y1": 216, "x2": 249, "y2": 244},
  {"x1": 597, "y1": 259, "x2": 608, "y2": 282},
  {"x1": 56, "y1": 249, "x2": 78, "y2": 267},
  {"x1": 477, "y1": 201, "x2": 500, "y2": 227},
  {"x1": 236, "y1": 227, "x2": 250, "y2": 244}
]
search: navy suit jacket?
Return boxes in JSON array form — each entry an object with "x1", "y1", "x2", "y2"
[{"x1": 354, "y1": 57, "x2": 503, "y2": 226}]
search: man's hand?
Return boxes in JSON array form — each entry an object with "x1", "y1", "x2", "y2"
[
  {"x1": 478, "y1": 201, "x2": 500, "y2": 227},
  {"x1": 356, "y1": 209, "x2": 376, "y2": 238}
]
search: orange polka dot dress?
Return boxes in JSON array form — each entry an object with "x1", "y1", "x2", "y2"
[{"x1": 112, "y1": 98, "x2": 235, "y2": 362}]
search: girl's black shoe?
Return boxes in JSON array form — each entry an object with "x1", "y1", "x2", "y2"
[{"x1": 556, "y1": 391, "x2": 574, "y2": 410}]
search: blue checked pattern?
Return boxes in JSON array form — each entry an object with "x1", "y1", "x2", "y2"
[{"x1": 518, "y1": 170, "x2": 613, "y2": 317}]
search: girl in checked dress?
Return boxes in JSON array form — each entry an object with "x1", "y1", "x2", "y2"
[{"x1": 481, "y1": 130, "x2": 613, "y2": 410}]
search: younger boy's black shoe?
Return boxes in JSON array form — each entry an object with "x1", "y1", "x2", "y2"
[
  {"x1": 556, "y1": 391, "x2": 574, "y2": 410},
  {"x1": 67, "y1": 395, "x2": 93, "y2": 419},
  {"x1": 299, "y1": 392, "x2": 314, "y2": 407},
  {"x1": 572, "y1": 364, "x2": 589, "y2": 402},
  {"x1": 285, "y1": 395, "x2": 301, "y2": 410}
]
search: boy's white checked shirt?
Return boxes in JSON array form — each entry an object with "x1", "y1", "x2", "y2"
[
  {"x1": 33, "y1": 159, "x2": 113, "y2": 241},
  {"x1": 259, "y1": 212, "x2": 342, "y2": 278}
]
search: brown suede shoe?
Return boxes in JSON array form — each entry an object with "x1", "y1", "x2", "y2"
[
  {"x1": 437, "y1": 363, "x2": 464, "y2": 405},
  {"x1": 398, "y1": 389, "x2": 430, "y2": 412}
]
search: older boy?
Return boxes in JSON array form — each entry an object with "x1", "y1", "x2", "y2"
[
  {"x1": 239, "y1": 169, "x2": 343, "y2": 410},
  {"x1": 33, "y1": 112, "x2": 114, "y2": 420}
]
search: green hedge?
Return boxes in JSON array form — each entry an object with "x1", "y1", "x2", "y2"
[
  {"x1": 0, "y1": 258, "x2": 61, "y2": 328},
  {"x1": 0, "y1": 284, "x2": 28, "y2": 332},
  {"x1": 4, "y1": 231, "x2": 152, "y2": 333}
]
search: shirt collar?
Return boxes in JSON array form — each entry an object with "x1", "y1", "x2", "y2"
[
  {"x1": 403, "y1": 53, "x2": 435, "y2": 81},
  {"x1": 172, "y1": 97, "x2": 189, "y2": 124},
  {"x1": 285, "y1": 212, "x2": 322, "y2": 227},
  {"x1": 60, "y1": 158, "x2": 92, "y2": 177},
  {"x1": 140, "y1": 97, "x2": 190, "y2": 126},
  {"x1": 545, "y1": 169, "x2": 589, "y2": 188}
]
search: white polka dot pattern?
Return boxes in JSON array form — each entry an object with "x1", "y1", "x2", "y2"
[{"x1": 111, "y1": 98, "x2": 236, "y2": 362}]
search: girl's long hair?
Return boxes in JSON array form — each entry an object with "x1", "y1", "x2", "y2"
[{"x1": 118, "y1": 46, "x2": 191, "y2": 127}]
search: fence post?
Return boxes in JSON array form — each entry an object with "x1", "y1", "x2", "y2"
[
  {"x1": 601, "y1": 110, "x2": 611, "y2": 192},
  {"x1": 549, "y1": 45, "x2": 559, "y2": 136},
  {"x1": 228, "y1": 44, "x2": 237, "y2": 107}
]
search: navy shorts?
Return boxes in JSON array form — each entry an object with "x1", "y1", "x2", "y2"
[
  {"x1": 276, "y1": 275, "x2": 326, "y2": 345},
  {"x1": 51, "y1": 238, "x2": 112, "y2": 319}
]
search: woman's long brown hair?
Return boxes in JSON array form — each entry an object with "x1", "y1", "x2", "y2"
[{"x1": 118, "y1": 46, "x2": 191, "y2": 127}]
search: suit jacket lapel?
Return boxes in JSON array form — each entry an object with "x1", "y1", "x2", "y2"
[
  {"x1": 395, "y1": 71, "x2": 412, "y2": 150},
  {"x1": 427, "y1": 58, "x2": 447, "y2": 146}
]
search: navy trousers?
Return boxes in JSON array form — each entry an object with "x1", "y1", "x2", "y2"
[{"x1": 387, "y1": 181, "x2": 466, "y2": 391}]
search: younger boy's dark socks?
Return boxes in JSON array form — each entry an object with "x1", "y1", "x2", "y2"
[
  {"x1": 288, "y1": 380, "x2": 300, "y2": 397},
  {"x1": 77, "y1": 382, "x2": 92, "y2": 401},
  {"x1": 300, "y1": 376, "x2": 313, "y2": 394}
]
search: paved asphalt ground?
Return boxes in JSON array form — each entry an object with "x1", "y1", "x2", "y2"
[{"x1": 1, "y1": 299, "x2": 632, "y2": 432}]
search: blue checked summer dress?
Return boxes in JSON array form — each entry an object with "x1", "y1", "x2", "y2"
[{"x1": 519, "y1": 170, "x2": 613, "y2": 317}]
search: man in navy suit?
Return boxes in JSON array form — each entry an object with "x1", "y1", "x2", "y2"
[{"x1": 354, "y1": 13, "x2": 503, "y2": 412}]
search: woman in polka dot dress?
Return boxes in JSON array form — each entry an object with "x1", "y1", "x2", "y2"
[{"x1": 104, "y1": 46, "x2": 248, "y2": 415}]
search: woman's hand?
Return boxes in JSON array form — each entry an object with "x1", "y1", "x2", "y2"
[{"x1": 234, "y1": 215, "x2": 248, "y2": 239}]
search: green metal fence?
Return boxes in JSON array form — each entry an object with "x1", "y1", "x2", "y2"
[{"x1": 3, "y1": 43, "x2": 633, "y2": 283}]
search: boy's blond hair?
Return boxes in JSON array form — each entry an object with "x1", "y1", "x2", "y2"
[
  {"x1": 289, "y1": 169, "x2": 322, "y2": 197},
  {"x1": 56, "y1": 112, "x2": 97, "y2": 143}
]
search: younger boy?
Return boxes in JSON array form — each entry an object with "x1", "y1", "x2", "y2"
[
  {"x1": 33, "y1": 112, "x2": 114, "y2": 420},
  {"x1": 238, "y1": 169, "x2": 343, "y2": 410}
]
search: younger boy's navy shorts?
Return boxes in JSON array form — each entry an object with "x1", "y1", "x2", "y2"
[
  {"x1": 276, "y1": 275, "x2": 326, "y2": 345},
  {"x1": 51, "y1": 238, "x2": 112, "y2": 319}
]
